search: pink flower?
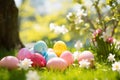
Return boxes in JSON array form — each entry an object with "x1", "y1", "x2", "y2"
[
  {"x1": 93, "y1": 29, "x2": 102, "y2": 37},
  {"x1": 107, "y1": 37, "x2": 113, "y2": 43}
]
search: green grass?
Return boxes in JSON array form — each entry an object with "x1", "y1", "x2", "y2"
[
  {"x1": 0, "y1": 45, "x2": 120, "y2": 80},
  {"x1": 0, "y1": 63, "x2": 120, "y2": 80}
]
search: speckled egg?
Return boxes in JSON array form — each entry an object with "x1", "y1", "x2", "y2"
[
  {"x1": 17, "y1": 48, "x2": 33, "y2": 60},
  {"x1": 53, "y1": 41, "x2": 67, "y2": 56},
  {"x1": 46, "y1": 52, "x2": 57, "y2": 62},
  {"x1": 34, "y1": 41, "x2": 48, "y2": 57},
  {"x1": 0, "y1": 56, "x2": 19, "y2": 69},
  {"x1": 30, "y1": 53, "x2": 46, "y2": 67},
  {"x1": 47, "y1": 57, "x2": 67, "y2": 71},
  {"x1": 60, "y1": 51, "x2": 74, "y2": 66},
  {"x1": 78, "y1": 51, "x2": 94, "y2": 62}
]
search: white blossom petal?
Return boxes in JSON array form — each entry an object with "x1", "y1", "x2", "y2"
[
  {"x1": 112, "y1": 61, "x2": 120, "y2": 72},
  {"x1": 26, "y1": 70, "x2": 40, "y2": 80},
  {"x1": 108, "y1": 53, "x2": 115, "y2": 62},
  {"x1": 79, "y1": 59, "x2": 90, "y2": 69},
  {"x1": 18, "y1": 58, "x2": 33, "y2": 70}
]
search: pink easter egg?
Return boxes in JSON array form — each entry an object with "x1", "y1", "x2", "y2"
[
  {"x1": 60, "y1": 51, "x2": 74, "y2": 66},
  {"x1": 47, "y1": 57, "x2": 67, "y2": 71},
  {"x1": 17, "y1": 48, "x2": 33, "y2": 60},
  {"x1": 30, "y1": 53, "x2": 46, "y2": 67},
  {"x1": 78, "y1": 51, "x2": 94, "y2": 62},
  {"x1": 0, "y1": 56, "x2": 19, "y2": 69}
]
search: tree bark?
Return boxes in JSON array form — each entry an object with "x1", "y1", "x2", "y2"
[{"x1": 0, "y1": 0, "x2": 24, "y2": 50}]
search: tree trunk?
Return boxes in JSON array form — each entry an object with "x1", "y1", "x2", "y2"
[{"x1": 0, "y1": 0, "x2": 24, "y2": 50}]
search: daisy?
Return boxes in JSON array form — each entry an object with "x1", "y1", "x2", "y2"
[
  {"x1": 108, "y1": 53, "x2": 115, "y2": 62},
  {"x1": 18, "y1": 58, "x2": 33, "y2": 70},
  {"x1": 112, "y1": 61, "x2": 120, "y2": 72},
  {"x1": 79, "y1": 59, "x2": 90, "y2": 69}
]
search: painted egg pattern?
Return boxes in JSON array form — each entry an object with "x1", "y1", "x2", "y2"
[
  {"x1": 0, "y1": 56, "x2": 19, "y2": 69},
  {"x1": 78, "y1": 51, "x2": 94, "y2": 62},
  {"x1": 47, "y1": 57, "x2": 67, "y2": 71},
  {"x1": 30, "y1": 53, "x2": 46, "y2": 67},
  {"x1": 60, "y1": 51, "x2": 74, "y2": 66},
  {"x1": 34, "y1": 41, "x2": 48, "y2": 57},
  {"x1": 17, "y1": 48, "x2": 33, "y2": 60},
  {"x1": 53, "y1": 41, "x2": 67, "y2": 56}
]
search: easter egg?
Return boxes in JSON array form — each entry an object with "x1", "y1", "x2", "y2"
[
  {"x1": 53, "y1": 41, "x2": 67, "y2": 56},
  {"x1": 34, "y1": 41, "x2": 48, "y2": 57},
  {"x1": 60, "y1": 51, "x2": 74, "y2": 66},
  {"x1": 17, "y1": 48, "x2": 33, "y2": 60},
  {"x1": 78, "y1": 51, "x2": 94, "y2": 62},
  {"x1": 0, "y1": 56, "x2": 19, "y2": 69},
  {"x1": 47, "y1": 57, "x2": 67, "y2": 71},
  {"x1": 29, "y1": 48, "x2": 35, "y2": 53},
  {"x1": 47, "y1": 48, "x2": 54, "y2": 52},
  {"x1": 46, "y1": 52, "x2": 57, "y2": 62},
  {"x1": 30, "y1": 53, "x2": 46, "y2": 67}
]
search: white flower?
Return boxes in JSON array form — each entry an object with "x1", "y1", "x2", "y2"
[
  {"x1": 74, "y1": 40, "x2": 83, "y2": 50},
  {"x1": 101, "y1": 32, "x2": 110, "y2": 42},
  {"x1": 66, "y1": 12, "x2": 74, "y2": 21},
  {"x1": 112, "y1": 61, "x2": 120, "y2": 72},
  {"x1": 49, "y1": 23, "x2": 56, "y2": 31},
  {"x1": 49, "y1": 23, "x2": 68, "y2": 34},
  {"x1": 26, "y1": 70, "x2": 40, "y2": 80},
  {"x1": 74, "y1": 17, "x2": 83, "y2": 24},
  {"x1": 79, "y1": 59, "x2": 90, "y2": 69},
  {"x1": 73, "y1": 51, "x2": 80, "y2": 61},
  {"x1": 108, "y1": 53, "x2": 115, "y2": 62},
  {"x1": 101, "y1": 27, "x2": 112, "y2": 42},
  {"x1": 76, "y1": 9, "x2": 87, "y2": 17},
  {"x1": 18, "y1": 58, "x2": 33, "y2": 70},
  {"x1": 61, "y1": 25, "x2": 68, "y2": 34}
]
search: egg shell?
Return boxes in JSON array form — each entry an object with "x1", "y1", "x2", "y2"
[
  {"x1": 47, "y1": 48, "x2": 54, "y2": 52},
  {"x1": 0, "y1": 56, "x2": 19, "y2": 69},
  {"x1": 47, "y1": 57, "x2": 67, "y2": 71},
  {"x1": 34, "y1": 41, "x2": 48, "y2": 56},
  {"x1": 46, "y1": 52, "x2": 57, "y2": 62},
  {"x1": 29, "y1": 48, "x2": 35, "y2": 54},
  {"x1": 17, "y1": 48, "x2": 33, "y2": 60},
  {"x1": 30, "y1": 53, "x2": 46, "y2": 67},
  {"x1": 53, "y1": 41, "x2": 67, "y2": 56},
  {"x1": 78, "y1": 51, "x2": 94, "y2": 62},
  {"x1": 60, "y1": 51, "x2": 74, "y2": 66}
]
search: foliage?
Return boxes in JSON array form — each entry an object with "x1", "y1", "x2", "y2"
[{"x1": 0, "y1": 63, "x2": 120, "y2": 80}]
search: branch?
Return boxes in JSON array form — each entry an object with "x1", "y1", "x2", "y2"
[{"x1": 111, "y1": 20, "x2": 118, "y2": 36}]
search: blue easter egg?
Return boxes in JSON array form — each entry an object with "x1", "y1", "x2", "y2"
[
  {"x1": 34, "y1": 41, "x2": 48, "y2": 56},
  {"x1": 46, "y1": 52, "x2": 57, "y2": 62}
]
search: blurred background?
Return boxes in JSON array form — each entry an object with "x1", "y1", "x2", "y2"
[
  {"x1": 15, "y1": 0, "x2": 73, "y2": 43},
  {"x1": 14, "y1": 0, "x2": 120, "y2": 46}
]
